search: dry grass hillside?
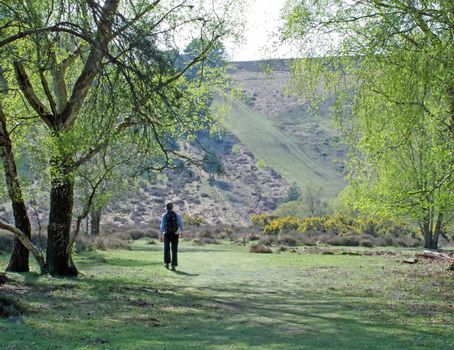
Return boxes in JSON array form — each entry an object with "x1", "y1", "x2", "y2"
[
  {"x1": 101, "y1": 134, "x2": 289, "y2": 228},
  {"x1": 230, "y1": 60, "x2": 347, "y2": 176},
  {"x1": 0, "y1": 60, "x2": 346, "y2": 232}
]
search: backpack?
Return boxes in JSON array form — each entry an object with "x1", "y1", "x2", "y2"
[{"x1": 166, "y1": 211, "x2": 179, "y2": 234}]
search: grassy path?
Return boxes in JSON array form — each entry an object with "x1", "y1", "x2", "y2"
[{"x1": 1, "y1": 241, "x2": 453, "y2": 349}]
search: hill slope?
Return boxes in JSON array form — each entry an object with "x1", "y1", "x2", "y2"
[{"x1": 224, "y1": 98, "x2": 344, "y2": 196}]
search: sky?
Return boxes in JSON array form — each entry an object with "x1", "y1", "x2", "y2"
[{"x1": 225, "y1": 0, "x2": 296, "y2": 62}]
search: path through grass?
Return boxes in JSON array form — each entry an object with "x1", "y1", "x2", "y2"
[{"x1": 1, "y1": 241, "x2": 453, "y2": 349}]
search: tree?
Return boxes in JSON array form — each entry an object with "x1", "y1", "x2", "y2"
[
  {"x1": 179, "y1": 38, "x2": 228, "y2": 80},
  {"x1": 0, "y1": 0, "x2": 242, "y2": 275},
  {"x1": 283, "y1": 0, "x2": 454, "y2": 248},
  {"x1": 285, "y1": 182, "x2": 301, "y2": 202},
  {"x1": 302, "y1": 185, "x2": 326, "y2": 217},
  {"x1": 0, "y1": 94, "x2": 33, "y2": 272},
  {"x1": 202, "y1": 151, "x2": 225, "y2": 182}
]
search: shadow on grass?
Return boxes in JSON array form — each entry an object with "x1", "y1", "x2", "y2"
[
  {"x1": 3, "y1": 247, "x2": 453, "y2": 350},
  {"x1": 170, "y1": 270, "x2": 199, "y2": 276},
  {"x1": 12, "y1": 277, "x2": 449, "y2": 350},
  {"x1": 101, "y1": 257, "x2": 163, "y2": 268},
  {"x1": 23, "y1": 272, "x2": 42, "y2": 285}
]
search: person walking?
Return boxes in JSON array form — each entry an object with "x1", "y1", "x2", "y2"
[{"x1": 160, "y1": 202, "x2": 184, "y2": 271}]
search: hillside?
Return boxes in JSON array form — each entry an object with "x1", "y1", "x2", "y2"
[
  {"x1": 0, "y1": 59, "x2": 346, "y2": 230},
  {"x1": 224, "y1": 98, "x2": 343, "y2": 196}
]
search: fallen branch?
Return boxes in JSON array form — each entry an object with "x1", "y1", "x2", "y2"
[
  {"x1": 0, "y1": 220, "x2": 47, "y2": 274},
  {"x1": 416, "y1": 251, "x2": 452, "y2": 261},
  {"x1": 449, "y1": 259, "x2": 454, "y2": 272}
]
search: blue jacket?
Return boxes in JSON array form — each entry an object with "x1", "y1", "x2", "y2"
[{"x1": 160, "y1": 211, "x2": 184, "y2": 234}]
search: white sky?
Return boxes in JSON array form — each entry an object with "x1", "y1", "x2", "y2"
[{"x1": 225, "y1": 0, "x2": 295, "y2": 62}]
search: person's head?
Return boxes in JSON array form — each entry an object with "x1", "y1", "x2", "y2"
[{"x1": 166, "y1": 202, "x2": 173, "y2": 211}]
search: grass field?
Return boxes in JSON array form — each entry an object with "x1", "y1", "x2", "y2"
[
  {"x1": 1, "y1": 240, "x2": 453, "y2": 350},
  {"x1": 224, "y1": 99, "x2": 344, "y2": 197}
]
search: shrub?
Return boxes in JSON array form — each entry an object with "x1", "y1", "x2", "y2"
[
  {"x1": 327, "y1": 235, "x2": 360, "y2": 247},
  {"x1": 193, "y1": 239, "x2": 205, "y2": 246},
  {"x1": 256, "y1": 159, "x2": 266, "y2": 169},
  {"x1": 184, "y1": 214, "x2": 204, "y2": 226},
  {"x1": 278, "y1": 235, "x2": 299, "y2": 246},
  {"x1": 394, "y1": 236, "x2": 422, "y2": 248},
  {"x1": 231, "y1": 144, "x2": 241, "y2": 155},
  {"x1": 359, "y1": 238, "x2": 374, "y2": 248},
  {"x1": 285, "y1": 182, "x2": 301, "y2": 202},
  {"x1": 376, "y1": 234, "x2": 396, "y2": 247},
  {"x1": 146, "y1": 229, "x2": 160, "y2": 239},
  {"x1": 299, "y1": 216, "x2": 326, "y2": 233},
  {"x1": 257, "y1": 236, "x2": 276, "y2": 247},
  {"x1": 95, "y1": 236, "x2": 132, "y2": 251},
  {"x1": 355, "y1": 218, "x2": 416, "y2": 237},
  {"x1": 247, "y1": 233, "x2": 261, "y2": 241},
  {"x1": 251, "y1": 214, "x2": 278, "y2": 227},
  {"x1": 194, "y1": 237, "x2": 217, "y2": 245},
  {"x1": 76, "y1": 235, "x2": 131, "y2": 251},
  {"x1": 324, "y1": 214, "x2": 356, "y2": 235},
  {"x1": 127, "y1": 230, "x2": 149, "y2": 240},
  {"x1": 355, "y1": 218, "x2": 380, "y2": 236},
  {"x1": 263, "y1": 216, "x2": 303, "y2": 235},
  {"x1": 199, "y1": 229, "x2": 216, "y2": 239},
  {"x1": 301, "y1": 234, "x2": 319, "y2": 246},
  {"x1": 276, "y1": 245, "x2": 288, "y2": 252},
  {"x1": 249, "y1": 244, "x2": 272, "y2": 253}
]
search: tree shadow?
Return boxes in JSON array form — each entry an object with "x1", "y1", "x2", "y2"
[
  {"x1": 23, "y1": 272, "x2": 42, "y2": 284},
  {"x1": 212, "y1": 179, "x2": 232, "y2": 191}
]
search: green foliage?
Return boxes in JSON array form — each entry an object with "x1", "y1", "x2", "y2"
[
  {"x1": 230, "y1": 144, "x2": 241, "y2": 155},
  {"x1": 250, "y1": 213, "x2": 278, "y2": 227},
  {"x1": 253, "y1": 213, "x2": 418, "y2": 240},
  {"x1": 183, "y1": 214, "x2": 204, "y2": 227},
  {"x1": 179, "y1": 38, "x2": 228, "y2": 80},
  {"x1": 324, "y1": 214, "x2": 356, "y2": 236},
  {"x1": 298, "y1": 216, "x2": 326, "y2": 233},
  {"x1": 255, "y1": 159, "x2": 266, "y2": 170},
  {"x1": 202, "y1": 152, "x2": 225, "y2": 179},
  {"x1": 283, "y1": 0, "x2": 454, "y2": 247},
  {"x1": 263, "y1": 216, "x2": 304, "y2": 235},
  {"x1": 285, "y1": 182, "x2": 301, "y2": 202}
]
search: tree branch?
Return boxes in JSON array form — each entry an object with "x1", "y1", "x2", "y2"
[
  {"x1": 13, "y1": 61, "x2": 55, "y2": 129},
  {"x1": 58, "y1": 0, "x2": 120, "y2": 131}
]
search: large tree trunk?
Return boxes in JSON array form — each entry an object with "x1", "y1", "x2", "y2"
[
  {"x1": 422, "y1": 218, "x2": 433, "y2": 250},
  {"x1": 431, "y1": 212, "x2": 443, "y2": 250},
  {"x1": 46, "y1": 157, "x2": 77, "y2": 276},
  {"x1": 90, "y1": 208, "x2": 101, "y2": 236},
  {"x1": 422, "y1": 212, "x2": 444, "y2": 250},
  {"x1": 0, "y1": 107, "x2": 32, "y2": 272}
]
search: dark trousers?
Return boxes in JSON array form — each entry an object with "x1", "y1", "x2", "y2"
[{"x1": 164, "y1": 233, "x2": 179, "y2": 266}]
